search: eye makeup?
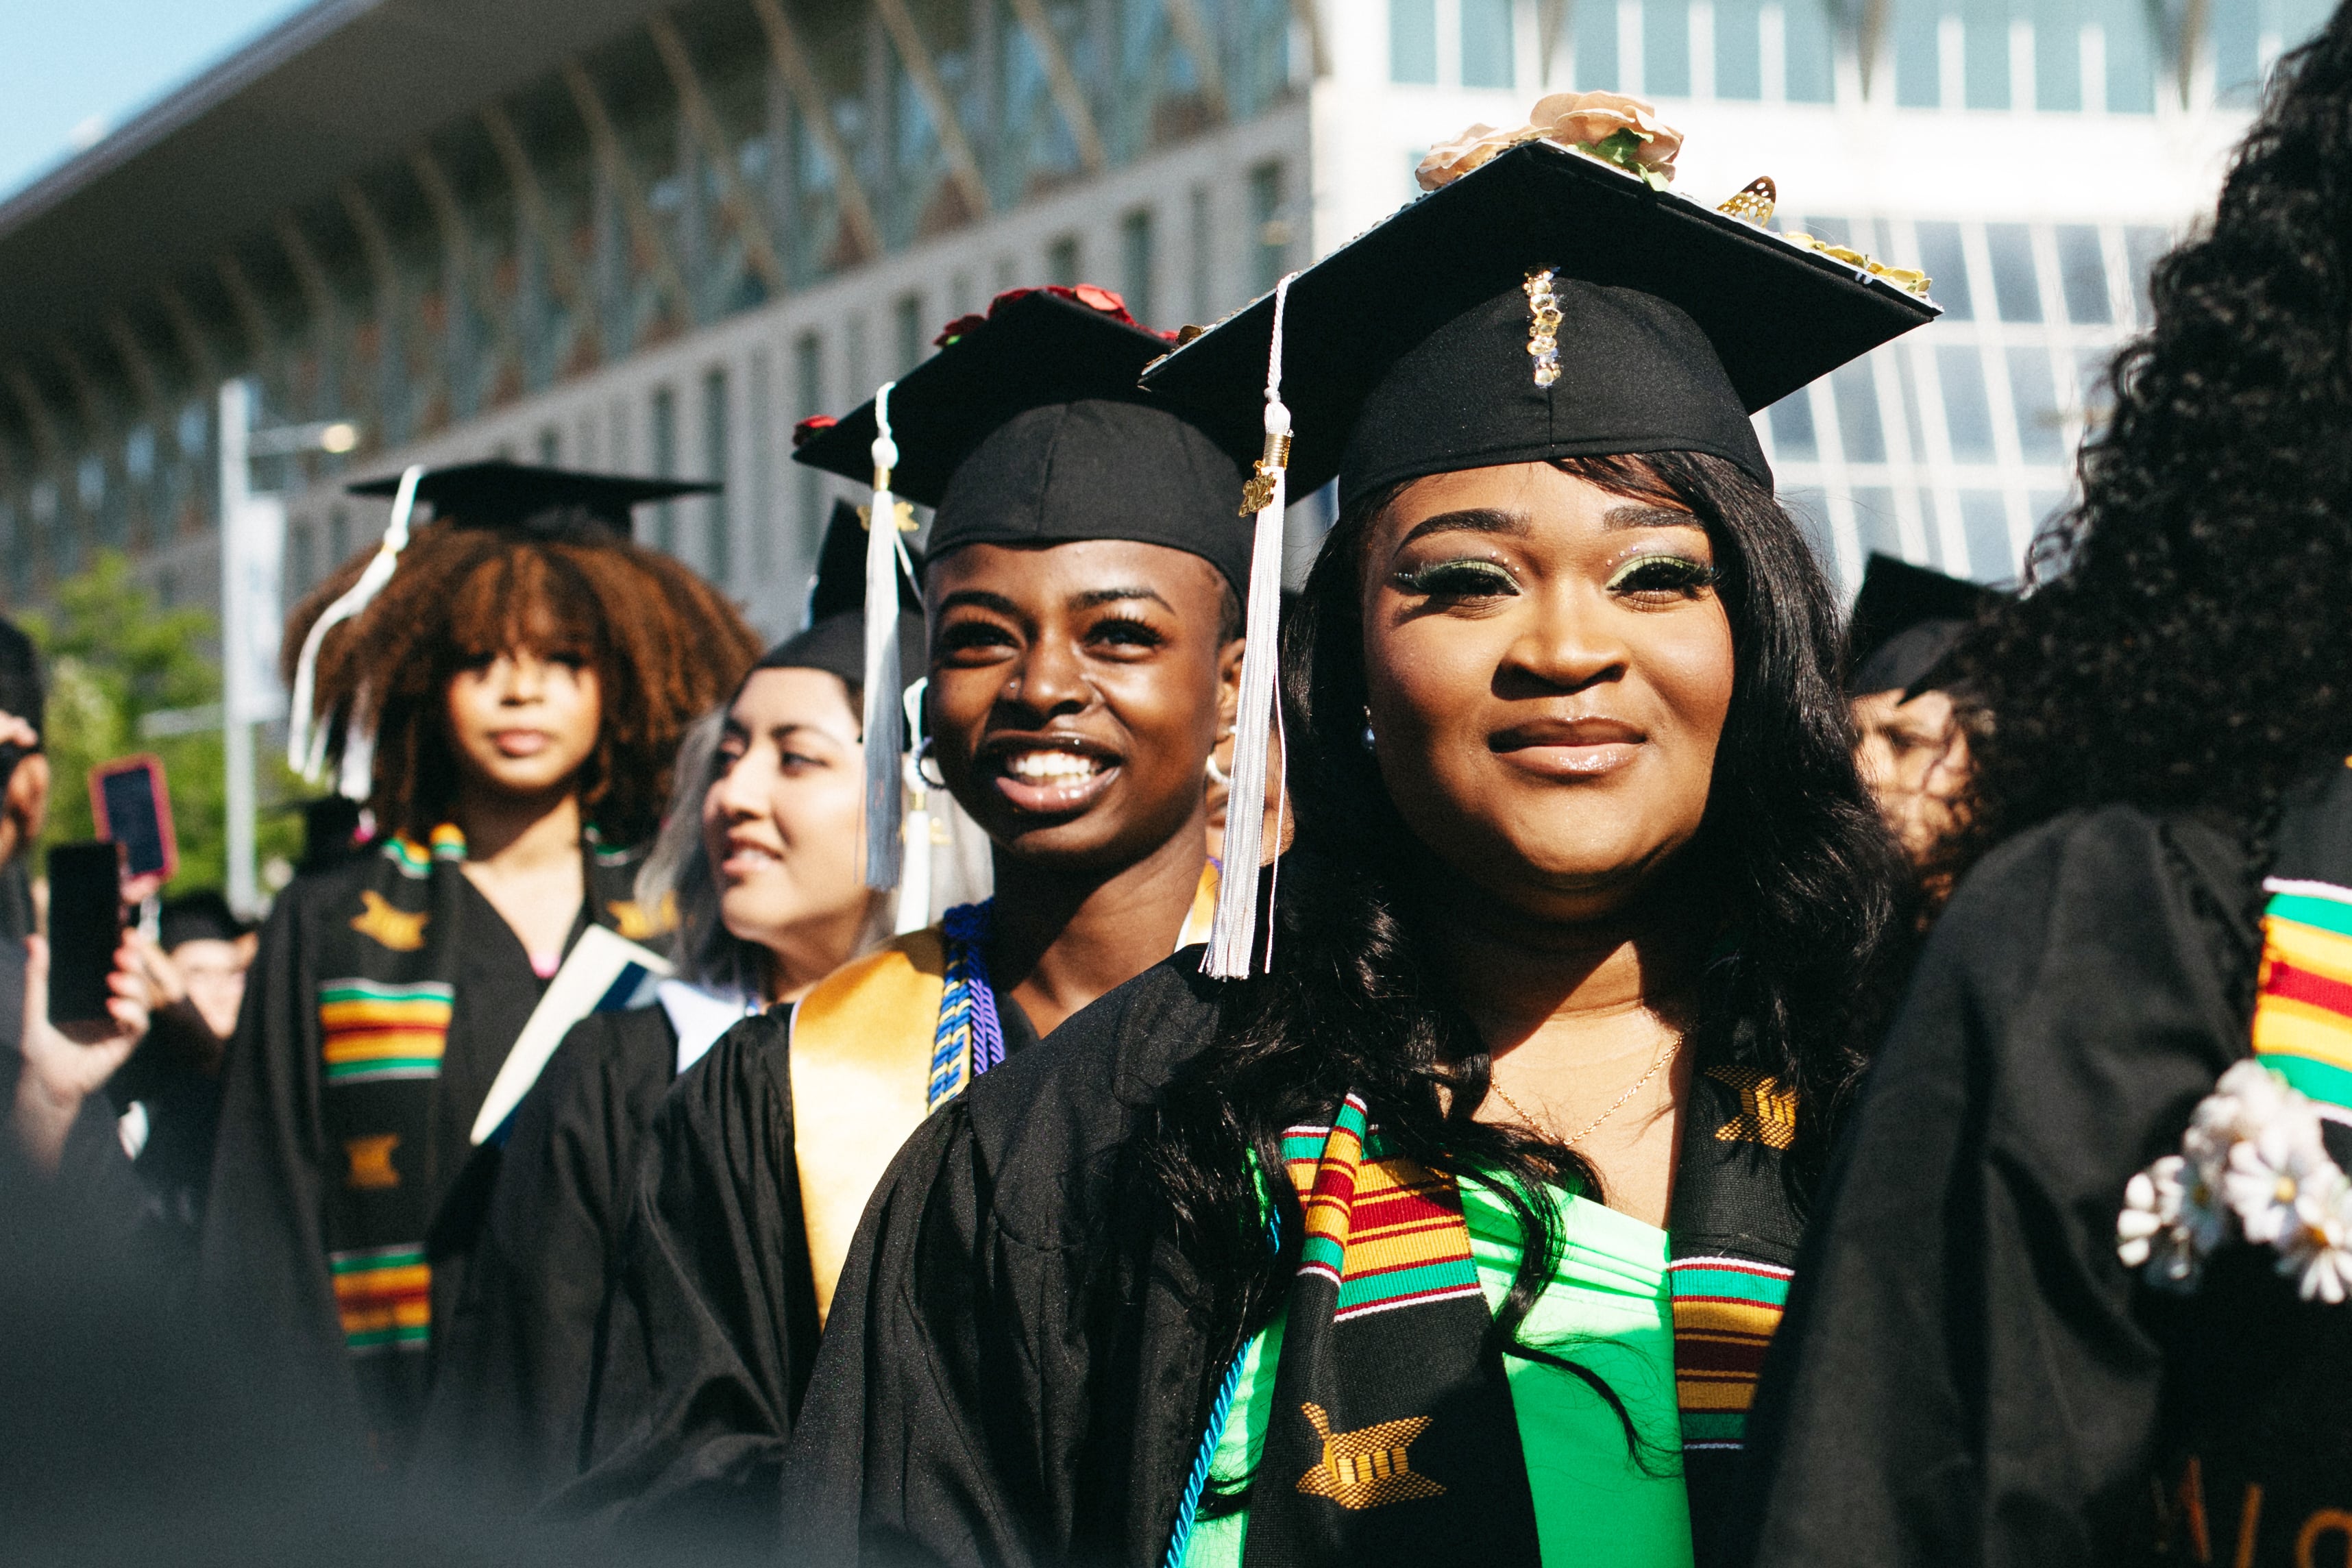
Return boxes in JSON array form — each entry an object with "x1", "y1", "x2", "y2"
[
  {"x1": 1391, "y1": 558, "x2": 1521, "y2": 598},
  {"x1": 1604, "y1": 553, "x2": 1717, "y2": 597}
]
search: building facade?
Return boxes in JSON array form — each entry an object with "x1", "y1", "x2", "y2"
[{"x1": 0, "y1": 0, "x2": 2329, "y2": 643}]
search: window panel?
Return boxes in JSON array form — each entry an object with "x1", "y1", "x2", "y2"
[
  {"x1": 2055, "y1": 226, "x2": 2111, "y2": 323},
  {"x1": 2125, "y1": 225, "x2": 2169, "y2": 324},
  {"x1": 1894, "y1": 0, "x2": 1940, "y2": 106},
  {"x1": 1250, "y1": 160, "x2": 1290, "y2": 296},
  {"x1": 1834, "y1": 364, "x2": 1885, "y2": 463},
  {"x1": 1767, "y1": 391, "x2": 1818, "y2": 460},
  {"x1": 1915, "y1": 223, "x2": 1972, "y2": 319},
  {"x1": 1781, "y1": 485, "x2": 1837, "y2": 580},
  {"x1": 1643, "y1": 0, "x2": 1690, "y2": 97},
  {"x1": 1853, "y1": 487, "x2": 1903, "y2": 562},
  {"x1": 2035, "y1": 0, "x2": 2082, "y2": 109},
  {"x1": 1715, "y1": 0, "x2": 1762, "y2": 98},
  {"x1": 1464, "y1": 0, "x2": 1516, "y2": 87},
  {"x1": 2005, "y1": 348, "x2": 2065, "y2": 463},
  {"x1": 2096, "y1": 0, "x2": 2156, "y2": 112},
  {"x1": 1939, "y1": 348, "x2": 1996, "y2": 463},
  {"x1": 1986, "y1": 224, "x2": 2042, "y2": 321},
  {"x1": 1958, "y1": 491, "x2": 2011, "y2": 580},
  {"x1": 1962, "y1": 0, "x2": 2009, "y2": 108},
  {"x1": 2211, "y1": 0, "x2": 2262, "y2": 106},
  {"x1": 1785, "y1": 0, "x2": 1836, "y2": 101},
  {"x1": 1392, "y1": 0, "x2": 1439, "y2": 83},
  {"x1": 1121, "y1": 208, "x2": 1157, "y2": 328},
  {"x1": 704, "y1": 366, "x2": 731, "y2": 586},
  {"x1": 1575, "y1": 0, "x2": 1619, "y2": 90},
  {"x1": 650, "y1": 384, "x2": 678, "y2": 552}
]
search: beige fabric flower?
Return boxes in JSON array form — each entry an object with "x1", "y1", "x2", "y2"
[{"x1": 1417, "y1": 92, "x2": 1684, "y2": 193}]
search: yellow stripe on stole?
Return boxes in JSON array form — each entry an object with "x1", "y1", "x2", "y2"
[
  {"x1": 2251, "y1": 997, "x2": 2352, "y2": 1073},
  {"x1": 1671, "y1": 1298, "x2": 1785, "y2": 1338},
  {"x1": 319, "y1": 999, "x2": 452, "y2": 1028},
  {"x1": 789, "y1": 930, "x2": 948, "y2": 1327},
  {"x1": 321, "y1": 1031, "x2": 452, "y2": 1064}
]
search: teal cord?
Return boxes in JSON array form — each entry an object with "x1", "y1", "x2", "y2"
[{"x1": 1161, "y1": 1210, "x2": 1282, "y2": 1568}]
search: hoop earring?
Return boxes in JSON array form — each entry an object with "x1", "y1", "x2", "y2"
[
  {"x1": 1361, "y1": 707, "x2": 1376, "y2": 752},
  {"x1": 1205, "y1": 729, "x2": 1232, "y2": 787},
  {"x1": 914, "y1": 736, "x2": 948, "y2": 789}
]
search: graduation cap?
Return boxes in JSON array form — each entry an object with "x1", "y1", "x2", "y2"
[
  {"x1": 288, "y1": 461, "x2": 722, "y2": 799},
  {"x1": 1140, "y1": 132, "x2": 1939, "y2": 976},
  {"x1": 1845, "y1": 552, "x2": 2002, "y2": 698},
  {"x1": 792, "y1": 286, "x2": 1253, "y2": 896},
  {"x1": 345, "y1": 459, "x2": 716, "y2": 538},
  {"x1": 759, "y1": 498, "x2": 926, "y2": 700}
]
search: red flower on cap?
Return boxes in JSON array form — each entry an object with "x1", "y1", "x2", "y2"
[
  {"x1": 792, "y1": 415, "x2": 837, "y2": 448},
  {"x1": 933, "y1": 282, "x2": 1176, "y2": 347}
]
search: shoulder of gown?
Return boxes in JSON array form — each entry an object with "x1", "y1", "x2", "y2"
[
  {"x1": 414, "y1": 1003, "x2": 677, "y2": 1510},
  {"x1": 779, "y1": 954, "x2": 1229, "y2": 1568},
  {"x1": 1738, "y1": 803, "x2": 2258, "y2": 1567}
]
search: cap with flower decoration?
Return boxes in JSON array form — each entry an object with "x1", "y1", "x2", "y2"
[
  {"x1": 1142, "y1": 95, "x2": 1940, "y2": 977},
  {"x1": 790, "y1": 284, "x2": 1255, "y2": 898}
]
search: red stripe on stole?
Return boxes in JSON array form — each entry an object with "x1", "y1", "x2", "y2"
[
  {"x1": 1670, "y1": 1334, "x2": 1774, "y2": 1375},
  {"x1": 2266, "y1": 959, "x2": 2352, "y2": 1018}
]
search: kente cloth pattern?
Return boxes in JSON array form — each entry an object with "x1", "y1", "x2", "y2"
[
  {"x1": 2249, "y1": 879, "x2": 2352, "y2": 1114},
  {"x1": 1667, "y1": 1257, "x2": 1793, "y2": 1449},
  {"x1": 1241, "y1": 1093, "x2": 1544, "y2": 1568},
  {"x1": 310, "y1": 823, "x2": 643, "y2": 1459},
  {"x1": 927, "y1": 901, "x2": 1005, "y2": 1110}
]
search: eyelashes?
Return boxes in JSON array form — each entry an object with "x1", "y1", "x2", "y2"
[
  {"x1": 1604, "y1": 554, "x2": 1717, "y2": 596},
  {"x1": 1391, "y1": 553, "x2": 1718, "y2": 600},
  {"x1": 1392, "y1": 559, "x2": 1520, "y2": 598}
]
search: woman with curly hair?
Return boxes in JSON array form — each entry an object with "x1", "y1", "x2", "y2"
[
  {"x1": 781, "y1": 123, "x2": 1929, "y2": 1568},
  {"x1": 199, "y1": 463, "x2": 758, "y2": 1472},
  {"x1": 1738, "y1": 14, "x2": 2352, "y2": 1565}
]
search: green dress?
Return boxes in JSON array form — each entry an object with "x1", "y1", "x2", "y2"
[{"x1": 1184, "y1": 1177, "x2": 1693, "y2": 1567}]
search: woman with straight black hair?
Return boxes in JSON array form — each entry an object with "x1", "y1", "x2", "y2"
[{"x1": 781, "y1": 109, "x2": 1933, "y2": 1568}]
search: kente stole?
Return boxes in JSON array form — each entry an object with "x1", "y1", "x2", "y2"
[
  {"x1": 794, "y1": 862, "x2": 1221, "y2": 1323},
  {"x1": 313, "y1": 825, "x2": 648, "y2": 1456},
  {"x1": 1176, "y1": 1064, "x2": 1800, "y2": 1568}
]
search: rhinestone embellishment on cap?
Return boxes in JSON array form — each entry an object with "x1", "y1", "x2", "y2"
[{"x1": 1523, "y1": 269, "x2": 1563, "y2": 388}]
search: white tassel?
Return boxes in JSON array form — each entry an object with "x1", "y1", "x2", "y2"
[
  {"x1": 862, "y1": 384, "x2": 906, "y2": 892},
  {"x1": 337, "y1": 685, "x2": 377, "y2": 803},
  {"x1": 896, "y1": 679, "x2": 933, "y2": 935},
  {"x1": 1202, "y1": 274, "x2": 1299, "y2": 980},
  {"x1": 287, "y1": 463, "x2": 425, "y2": 787}
]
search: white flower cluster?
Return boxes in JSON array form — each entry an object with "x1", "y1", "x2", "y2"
[{"x1": 2117, "y1": 1060, "x2": 2352, "y2": 1302}]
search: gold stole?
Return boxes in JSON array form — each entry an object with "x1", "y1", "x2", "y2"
[{"x1": 789, "y1": 860, "x2": 1221, "y2": 1324}]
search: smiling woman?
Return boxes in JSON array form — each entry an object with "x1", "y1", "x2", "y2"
[{"x1": 777, "y1": 129, "x2": 1933, "y2": 1568}]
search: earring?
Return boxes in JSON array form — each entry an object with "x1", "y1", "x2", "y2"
[
  {"x1": 914, "y1": 735, "x2": 948, "y2": 789},
  {"x1": 1205, "y1": 727, "x2": 1233, "y2": 787},
  {"x1": 1361, "y1": 707, "x2": 1377, "y2": 751}
]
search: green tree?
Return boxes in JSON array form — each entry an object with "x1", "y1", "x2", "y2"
[{"x1": 19, "y1": 551, "x2": 302, "y2": 895}]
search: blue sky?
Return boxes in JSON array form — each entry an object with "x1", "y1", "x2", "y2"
[{"x1": 0, "y1": 0, "x2": 313, "y2": 205}]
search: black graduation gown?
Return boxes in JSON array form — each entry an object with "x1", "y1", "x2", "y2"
[
  {"x1": 197, "y1": 840, "x2": 642, "y2": 1464},
  {"x1": 1735, "y1": 804, "x2": 2259, "y2": 1566},
  {"x1": 413, "y1": 1004, "x2": 679, "y2": 1511},
  {"x1": 777, "y1": 956, "x2": 1809, "y2": 1568},
  {"x1": 558, "y1": 993, "x2": 1041, "y2": 1549}
]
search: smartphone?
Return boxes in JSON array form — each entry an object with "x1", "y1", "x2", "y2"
[
  {"x1": 90, "y1": 755, "x2": 177, "y2": 884},
  {"x1": 47, "y1": 840, "x2": 123, "y2": 1027}
]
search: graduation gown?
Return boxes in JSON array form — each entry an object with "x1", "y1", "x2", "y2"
[
  {"x1": 778, "y1": 956, "x2": 1810, "y2": 1568},
  {"x1": 559, "y1": 974, "x2": 1041, "y2": 1547},
  {"x1": 1735, "y1": 804, "x2": 2262, "y2": 1566},
  {"x1": 197, "y1": 831, "x2": 647, "y2": 1466}
]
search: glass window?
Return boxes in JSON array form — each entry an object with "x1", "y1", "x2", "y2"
[
  {"x1": 1122, "y1": 207, "x2": 1156, "y2": 328},
  {"x1": 795, "y1": 331, "x2": 825, "y2": 548},
  {"x1": 1643, "y1": 0, "x2": 1689, "y2": 97},
  {"x1": 2035, "y1": 0, "x2": 2082, "y2": 110},
  {"x1": 1715, "y1": 0, "x2": 1762, "y2": 98},
  {"x1": 1463, "y1": 0, "x2": 1515, "y2": 86},
  {"x1": 1781, "y1": 485, "x2": 1837, "y2": 580},
  {"x1": 1767, "y1": 392, "x2": 1818, "y2": 461},
  {"x1": 124, "y1": 425, "x2": 155, "y2": 480},
  {"x1": 2096, "y1": 0, "x2": 2155, "y2": 112},
  {"x1": 1834, "y1": 365, "x2": 1886, "y2": 463},
  {"x1": 1914, "y1": 223, "x2": 1971, "y2": 319},
  {"x1": 749, "y1": 347, "x2": 775, "y2": 583},
  {"x1": 1047, "y1": 234, "x2": 1081, "y2": 286},
  {"x1": 1391, "y1": 0, "x2": 1438, "y2": 83},
  {"x1": 2076, "y1": 345, "x2": 2115, "y2": 432},
  {"x1": 704, "y1": 366, "x2": 731, "y2": 586},
  {"x1": 894, "y1": 292, "x2": 925, "y2": 373},
  {"x1": 2125, "y1": 225, "x2": 2168, "y2": 324},
  {"x1": 1852, "y1": 487, "x2": 1903, "y2": 562},
  {"x1": 1894, "y1": 0, "x2": 1939, "y2": 107},
  {"x1": 650, "y1": 384, "x2": 678, "y2": 552},
  {"x1": 176, "y1": 402, "x2": 207, "y2": 457},
  {"x1": 2006, "y1": 349, "x2": 2065, "y2": 463},
  {"x1": 1250, "y1": 160, "x2": 1290, "y2": 296},
  {"x1": 1785, "y1": 0, "x2": 1835, "y2": 102},
  {"x1": 290, "y1": 524, "x2": 317, "y2": 599},
  {"x1": 330, "y1": 507, "x2": 350, "y2": 568},
  {"x1": 1189, "y1": 184, "x2": 1212, "y2": 323},
  {"x1": 1958, "y1": 491, "x2": 2011, "y2": 581},
  {"x1": 1576, "y1": 0, "x2": 1619, "y2": 90},
  {"x1": 2210, "y1": 0, "x2": 2262, "y2": 106},
  {"x1": 1986, "y1": 224, "x2": 2042, "y2": 322},
  {"x1": 1963, "y1": 0, "x2": 2009, "y2": 109},
  {"x1": 1939, "y1": 349, "x2": 1996, "y2": 463},
  {"x1": 2055, "y1": 226, "x2": 2110, "y2": 323},
  {"x1": 537, "y1": 426, "x2": 559, "y2": 465}
]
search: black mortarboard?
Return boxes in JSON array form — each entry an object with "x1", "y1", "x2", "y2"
[
  {"x1": 159, "y1": 890, "x2": 251, "y2": 951},
  {"x1": 1845, "y1": 552, "x2": 2002, "y2": 696},
  {"x1": 792, "y1": 288, "x2": 1253, "y2": 596},
  {"x1": 1142, "y1": 137, "x2": 1937, "y2": 506},
  {"x1": 755, "y1": 500, "x2": 926, "y2": 703},
  {"x1": 297, "y1": 796, "x2": 368, "y2": 873},
  {"x1": 345, "y1": 458, "x2": 716, "y2": 539}
]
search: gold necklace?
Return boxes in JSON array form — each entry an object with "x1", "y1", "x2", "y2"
[{"x1": 1490, "y1": 1033, "x2": 1679, "y2": 1147}]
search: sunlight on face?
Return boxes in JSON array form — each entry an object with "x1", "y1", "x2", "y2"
[
  {"x1": 444, "y1": 650, "x2": 602, "y2": 801},
  {"x1": 1360, "y1": 461, "x2": 1736, "y2": 922},
  {"x1": 701, "y1": 667, "x2": 874, "y2": 955}
]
